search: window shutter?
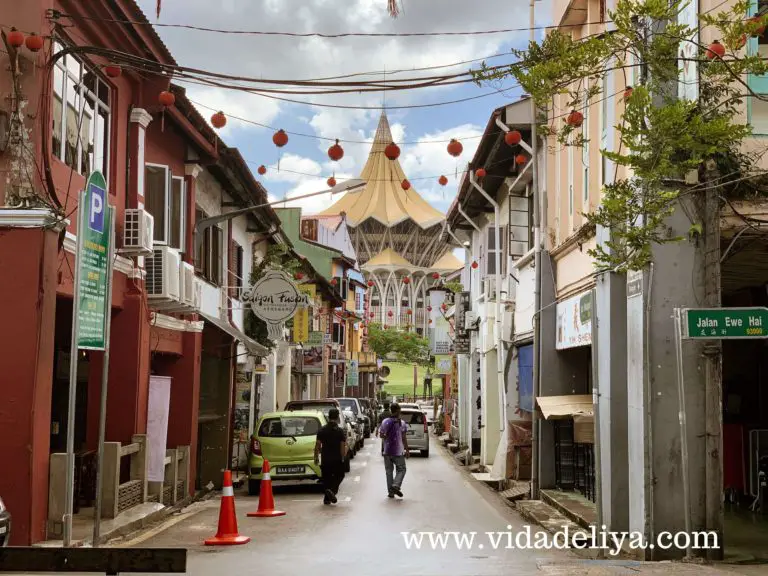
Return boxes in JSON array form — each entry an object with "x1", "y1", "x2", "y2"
[{"x1": 228, "y1": 239, "x2": 237, "y2": 299}]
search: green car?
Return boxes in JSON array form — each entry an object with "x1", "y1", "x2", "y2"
[{"x1": 248, "y1": 411, "x2": 326, "y2": 495}]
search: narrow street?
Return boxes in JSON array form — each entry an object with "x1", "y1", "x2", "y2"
[{"x1": 126, "y1": 439, "x2": 567, "y2": 575}]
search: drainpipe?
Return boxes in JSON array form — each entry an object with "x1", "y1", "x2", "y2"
[
  {"x1": 494, "y1": 109, "x2": 541, "y2": 499},
  {"x1": 469, "y1": 172, "x2": 506, "y2": 434}
]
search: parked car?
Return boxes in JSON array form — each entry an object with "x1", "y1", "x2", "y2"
[
  {"x1": 284, "y1": 398, "x2": 359, "y2": 456},
  {"x1": 0, "y1": 495, "x2": 9, "y2": 547},
  {"x1": 399, "y1": 402, "x2": 421, "y2": 411},
  {"x1": 358, "y1": 398, "x2": 375, "y2": 428},
  {"x1": 342, "y1": 408, "x2": 363, "y2": 453},
  {"x1": 284, "y1": 398, "x2": 341, "y2": 416},
  {"x1": 248, "y1": 410, "x2": 327, "y2": 495},
  {"x1": 336, "y1": 398, "x2": 371, "y2": 438},
  {"x1": 399, "y1": 408, "x2": 429, "y2": 457}
]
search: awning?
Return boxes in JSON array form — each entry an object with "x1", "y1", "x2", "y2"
[
  {"x1": 198, "y1": 310, "x2": 268, "y2": 357},
  {"x1": 536, "y1": 395, "x2": 593, "y2": 420}
]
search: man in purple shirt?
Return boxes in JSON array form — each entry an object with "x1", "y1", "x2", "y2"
[{"x1": 379, "y1": 403, "x2": 410, "y2": 498}]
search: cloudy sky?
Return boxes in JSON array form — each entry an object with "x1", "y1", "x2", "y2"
[{"x1": 136, "y1": 0, "x2": 552, "y2": 215}]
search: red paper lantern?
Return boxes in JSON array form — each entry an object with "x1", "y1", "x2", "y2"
[
  {"x1": 407, "y1": 309, "x2": 412, "y2": 315},
  {"x1": 211, "y1": 111, "x2": 227, "y2": 129},
  {"x1": 623, "y1": 86, "x2": 633, "y2": 101},
  {"x1": 258, "y1": 165, "x2": 267, "y2": 175},
  {"x1": 515, "y1": 154, "x2": 529, "y2": 166},
  {"x1": 432, "y1": 272, "x2": 440, "y2": 280},
  {"x1": 384, "y1": 142, "x2": 401, "y2": 160},
  {"x1": 330, "y1": 278, "x2": 338, "y2": 286},
  {"x1": 388, "y1": 310, "x2": 393, "y2": 318},
  {"x1": 7, "y1": 28, "x2": 24, "y2": 48},
  {"x1": 401, "y1": 179, "x2": 411, "y2": 191},
  {"x1": 504, "y1": 130, "x2": 522, "y2": 146},
  {"x1": 295, "y1": 272, "x2": 304, "y2": 280},
  {"x1": 273, "y1": 129, "x2": 289, "y2": 148},
  {"x1": 104, "y1": 65, "x2": 122, "y2": 78},
  {"x1": 441, "y1": 303, "x2": 447, "y2": 311},
  {"x1": 749, "y1": 15, "x2": 766, "y2": 36},
  {"x1": 475, "y1": 167, "x2": 487, "y2": 179},
  {"x1": 447, "y1": 138, "x2": 463, "y2": 157},
  {"x1": 367, "y1": 280, "x2": 374, "y2": 287},
  {"x1": 25, "y1": 33, "x2": 44, "y2": 52},
  {"x1": 438, "y1": 175, "x2": 448, "y2": 186},
  {"x1": 566, "y1": 110, "x2": 584, "y2": 128},
  {"x1": 471, "y1": 261, "x2": 479, "y2": 269},
  {"x1": 429, "y1": 319, "x2": 433, "y2": 324},
  {"x1": 402, "y1": 276, "x2": 410, "y2": 284},
  {"x1": 427, "y1": 306, "x2": 432, "y2": 312},
  {"x1": 736, "y1": 34, "x2": 747, "y2": 49},
  {"x1": 370, "y1": 312, "x2": 375, "y2": 318},
  {"x1": 158, "y1": 90, "x2": 175, "y2": 108},
  {"x1": 706, "y1": 40, "x2": 726, "y2": 60},
  {"x1": 327, "y1": 176, "x2": 336, "y2": 188},
  {"x1": 328, "y1": 139, "x2": 344, "y2": 162}
]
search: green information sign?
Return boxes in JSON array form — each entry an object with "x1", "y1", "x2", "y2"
[
  {"x1": 682, "y1": 307, "x2": 768, "y2": 340},
  {"x1": 346, "y1": 359, "x2": 359, "y2": 388},
  {"x1": 307, "y1": 331, "x2": 324, "y2": 346},
  {"x1": 77, "y1": 171, "x2": 114, "y2": 350}
]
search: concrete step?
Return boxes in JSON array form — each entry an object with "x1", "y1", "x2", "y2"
[
  {"x1": 447, "y1": 442, "x2": 460, "y2": 453},
  {"x1": 501, "y1": 481, "x2": 530, "y2": 502},
  {"x1": 516, "y1": 500, "x2": 588, "y2": 544},
  {"x1": 471, "y1": 472, "x2": 504, "y2": 491},
  {"x1": 540, "y1": 489, "x2": 597, "y2": 530}
]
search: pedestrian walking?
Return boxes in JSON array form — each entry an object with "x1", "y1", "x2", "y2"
[
  {"x1": 314, "y1": 408, "x2": 348, "y2": 505},
  {"x1": 375, "y1": 401, "x2": 392, "y2": 455},
  {"x1": 379, "y1": 403, "x2": 410, "y2": 498}
]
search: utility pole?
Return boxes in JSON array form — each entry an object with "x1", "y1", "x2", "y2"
[
  {"x1": 529, "y1": 0, "x2": 543, "y2": 501},
  {"x1": 703, "y1": 160, "x2": 724, "y2": 560}
]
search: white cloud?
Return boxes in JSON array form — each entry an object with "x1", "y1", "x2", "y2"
[
  {"x1": 263, "y1": 153, "x2": 322, "y2": 183},
  {"x1": 179, "y1": 84, "x2": 281, "y2": 135},
  {"x1": 274, "y1": 172, "x2": 356, "y2": 214}
]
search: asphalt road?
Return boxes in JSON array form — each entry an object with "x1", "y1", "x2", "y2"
[{"x1": 126, "y1": 434, "x2": 569, "y2": 575}]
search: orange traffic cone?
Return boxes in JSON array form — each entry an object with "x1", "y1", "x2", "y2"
[
  {"x1": 204, "y1": 470, "x2": 250, "y2": 545},
  {"x1": 247, "y1": 459, "x2": 286, "y2": 517}
]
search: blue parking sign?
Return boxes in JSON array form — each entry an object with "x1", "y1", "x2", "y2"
[{"x1": 88, "y1": 182, "x2": 105, "y2": 234}]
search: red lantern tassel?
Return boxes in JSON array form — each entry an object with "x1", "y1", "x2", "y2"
[
  {"x1": 156, "y1": 0, "x2": 162, "y2": 19},
  {"x1": 161, "y1": 109, "x2": 165, "y2": 132},
  {"x1": 388, "y1": 0, "x2": 399, "y2": 17}
]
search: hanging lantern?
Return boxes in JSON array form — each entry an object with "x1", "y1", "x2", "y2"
[
  {"x1": 402, "y1": 276, "x2": 410, "y2": 284},
  {"x1": 328, "y1": 139, "x2": 344, "y2": 162},
  {"x1": 211, "y1": 111, "x2": 227, "y2": 129},
  {"x1": 515, "y1": 153, "x2": 529, "y2": 166},
  {"x1": 432, "y1": 272, "x2": 440, "y2": 280},
  {"x1": 471, "y1": 261, "x2": 479, "y2": 269},
  {"x1": 104, "y1": 65, "x2": 122, "y2": 78},
  {"x1": 384, "y1": 142, "x2": 401, "y2": 160},
  {"x1": 475, "y1": 167, "x2": 487, "y2": 180},
  {"x1": 388, "y1": 310, "x2": 393, "y2": 318},
  {"x1": 258, "y1": 165, "x2": 267, "y2": 175},
  {"x1": 566, "y1": 110, "x2": 584, "y2": 128},
  {"x1": 735, "y1": 34, "x2": 747, "y2": 49},
  {"x1": 438, "y1": 175, "x2": 448, "y2": 186},
  {"x1": 427, "y1": 306, "x2": 432, "y2": 312},
  {"x1": 706, "y1": 40, "x2": 726, "y2": 60},
  {"x1": 25, "y1": 33, "x2": 44, "y2": 52},
  {"x1": 295, "y1": 272, "x2": 304, "y2": 280},
  {"x1": 429, "y1": 319, "x2": 433, "y2": 324},
  {"x1": 441, "y1": 303, "x2": 447, "y2": 311},
  {"x1": 370, "y1": 312, "x2": 375, "y2": 318},
  {"x1": 623, "y1": 86, "x2": 633, "y2": 101},
  {"x1": 407, "y1": 309, "x2": 413, "y2": 315},
  {"x1": 7, "y1": 28, "x2": 24, "y2": 49},
  {"x1": 330, "y1": 278, "x2": 338, "y2": 286},
  {"x1": 504, "y1": 130, "x2": 522, "y2": 146},
  {"x1": 401, "y1": 179, "x2": 411, "y2": 191},
  {"x1": 749, "y1": 15, "x2": 766, "y2": 36},
  {"x1": 327, "y1": 176, "x2": 336, "y2": 188},
  {"x1": 447, "y1": 138, "x2": 463, "y2": 157},
  {"x1": 273, "y1": 129, "x2": 289, "y2": 148},
  {"x1": 158, "y1": 90, "x2": 175, "y2": 108},
  {"x1": 367, "y1": 280, "x2": 374, "y2": 287}
]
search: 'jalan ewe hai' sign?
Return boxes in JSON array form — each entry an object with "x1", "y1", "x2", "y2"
[
  {"x1": 243, "y1": 269, "x2": 310, "y2": 340},
  {"x1": 682, "y1": 307, "x2": 768, "y2": 339}
]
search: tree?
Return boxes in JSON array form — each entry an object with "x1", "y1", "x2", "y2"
[
  {"x1": 474, "y1": 0, "x2": 768, "y2": 271},
  {"x1": 367, "y1": 323, "x2": 432, "y2": 366}
]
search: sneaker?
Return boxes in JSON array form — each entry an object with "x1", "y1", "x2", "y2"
[
  {"x1": 324, "y1": 489, "x2": 334, "y2": 505},
  {"x1": 331, "y1": 493, "x2": 338, "y2": 504},
  {"x1": 388, "y1": 492, "x2": 395, "y2": 498},
  {"x1": 392, "y1": 487, "x2": 403, "y2": 498}
]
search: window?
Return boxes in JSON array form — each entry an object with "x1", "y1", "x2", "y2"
[
  {"x1": 333, "y1": 322, "x2": 346, "y2": 346},
  {"x1": 568, "y1": 144, "x2": 574, "y2": 217},
  {"x1": 582, "y1": 92, "x2": 590, "y2": 205},
  {"x1": 334, "y1": 276, "x2": 349, "y2": 299},
  {"x1": 195, "y1": 205, "x2": 223, "y2": 285},
  {"x1": 600, "y1": 71, "x2": 610, "y2": 187},
  {"x1": 145, "y1": 165, "x2": 186, "y2": 251},
  {"x1": 52, "y1": 42, "x2": 111, "y2": 182},
  {"x1": 485, "y1": 226, "x2": 507, "y2": 276},
  {"x1": 258, "y1": 417, "x2": 321, "y2": 437},
  {"x1": 233, "y1": 241, "x2": 244, "y2": 299}
]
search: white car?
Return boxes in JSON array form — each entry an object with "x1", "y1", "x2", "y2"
[
  {"x1": 399, "y1": 408, "x2": 429, "y2": 457},
  {"x1": 399, "y1": 402, "x2": 421, "y2": 411}
]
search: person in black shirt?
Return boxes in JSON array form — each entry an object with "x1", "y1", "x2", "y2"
[
  {"x1": 376, "y1": 401, "x2": 392, "y2": 456},
  {"x1": 314, "y1": 408, "x2": 348, "y2": 505}
]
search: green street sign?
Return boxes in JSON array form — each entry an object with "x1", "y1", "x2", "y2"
[
  {"x1": 77, "y1": 171, "x2": 114, "y2": 350},
  {"x1": 682, "y1": 307, "x2": 768, "y2": 340}
]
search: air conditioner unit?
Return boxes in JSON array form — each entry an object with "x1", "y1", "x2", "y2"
[
  {"x1": 192, "y1": 276, "x2": 203, "y2": 310},
  {"x1": 122, "y1": 209, "x2": 154, "y2": 255},
  {"x1": 481, "y1": 277, "x2": 498, "y2": 301},
  {"x1": 145, "y1": 246, "x2": 181, "y2": 302},
  {"x1": 179, "y1": 262, "x2": 196, "y2": 307}
]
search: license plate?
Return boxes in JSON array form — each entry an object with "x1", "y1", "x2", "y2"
[
  {"x1": 407, "y1": 430, "x2": 417, "y2": 436},
  {"x1": 275, "y1": 465, "x2": 305, "y2": 475}
]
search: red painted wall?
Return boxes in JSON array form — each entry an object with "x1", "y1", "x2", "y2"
[{"x1": 0, "y1": 227, "x2": 59, "y2": 544}]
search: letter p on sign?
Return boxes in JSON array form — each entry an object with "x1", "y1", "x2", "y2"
[{"x1": 88, "y1": 184, "x2": 105, "y2": 233}]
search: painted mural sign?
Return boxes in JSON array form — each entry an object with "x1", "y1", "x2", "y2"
[
  {"x1": 555, "y1": 290, "x2": 593, "y2": 350},
  {"x1": 244, "y1": 269, "x2": 310, "y2": 340}
]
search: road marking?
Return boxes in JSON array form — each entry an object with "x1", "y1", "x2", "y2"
[
  {"x1": 344, "y1": 496, "x2": 351, "y2": 502},
  {"x1": 361, "y1": 461, "x2": 368, "y2": 467},
  {"x1": 353, "y1": 475, "x2": 360, "y2": 482}
]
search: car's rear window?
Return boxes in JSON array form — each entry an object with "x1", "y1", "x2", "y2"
[
  {"x1": 286, "y1": 403, "x2": 335, "y2": 417},
  {"x1": 338, "y1": 399, "x2": 358, "y2": 414},
  {"x1": 401, "y1": 411, "x2": 425, "y2": 425},
  {"x1": 258, "y1": 417, "x2": 321, "y2": 437}
]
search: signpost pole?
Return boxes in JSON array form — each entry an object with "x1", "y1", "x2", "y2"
[
  {"x1": 674, "y1": 308, "x2": 693, "y2": 559},
  {"x1": 63, "y1": 189, "x2": 87, "y2": 548},
  {"x1": 93, "y1": 207, "x2": 116, "y2": 545}
]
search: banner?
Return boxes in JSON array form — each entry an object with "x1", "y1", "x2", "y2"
[
  {"x1": 454, "y1": 291, "x2": 471, "y2": 354},
  {"x1": 346, "y1": 359, "x2": 359, "y2": 387},
  {"x1": 292, "y1": 284, "x2": 316, "y2": 343},
  {"x1": 147, "y1": 376, "x2": 172, "y2": 482},
  {"x1": 555, "y1": 290, "x2": 593, "y2": 350},
  {"x1": 429, "y1": 290, "x2": 451, "y2": 355},
  {"x1": 77, "y1": 171, "x2": 114, "y2": 350}
]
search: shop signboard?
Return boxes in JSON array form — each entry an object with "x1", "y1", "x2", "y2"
[
  {"x1": 434, "y1": 354, "x2": 452, "y2": 375},
  {"x1": 292, "y1": 284, "x2": 315, "y2": 343},
  {"x1": 307, "y1": 331, "x2": 324, "y2": 346},
  {"x1": 346, "y1": 359, "x2": 359, "y2": 387},
  {"x1": 454, "y1": 291, "x2": 471, "y2": 354},
  {"x1": 302, "y1": 347, "x2": 324, "y2": 373},
  {"x1": 245, "y1": 269, "x2": 310, "y2": 340},
  {"x1": 555, "y1": 290, "x2": 592, "y2": 350}
]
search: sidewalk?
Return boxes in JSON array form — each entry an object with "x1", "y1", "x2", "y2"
[{"x1": 537, "y1": 560, "x2": 768, "y2": 575}]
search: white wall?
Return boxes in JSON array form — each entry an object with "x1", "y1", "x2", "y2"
[{"x1": 514, "y1": 259, "x2": 536, "y2": 340}]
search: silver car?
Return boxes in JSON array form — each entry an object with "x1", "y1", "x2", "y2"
[{"x1": 399, "y1": 408, "x2": 429, "y2": 457}]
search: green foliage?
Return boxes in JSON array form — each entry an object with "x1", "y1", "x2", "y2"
[
  {"x1": 367, "y1": 323, "x2": 432, "y2": 367},
  {"x1": 443, "y1": 281, "x2": 464, "y2": 294},
  {"x1": 474, "y1": 0, "x2": 768, "y2": 271}
]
